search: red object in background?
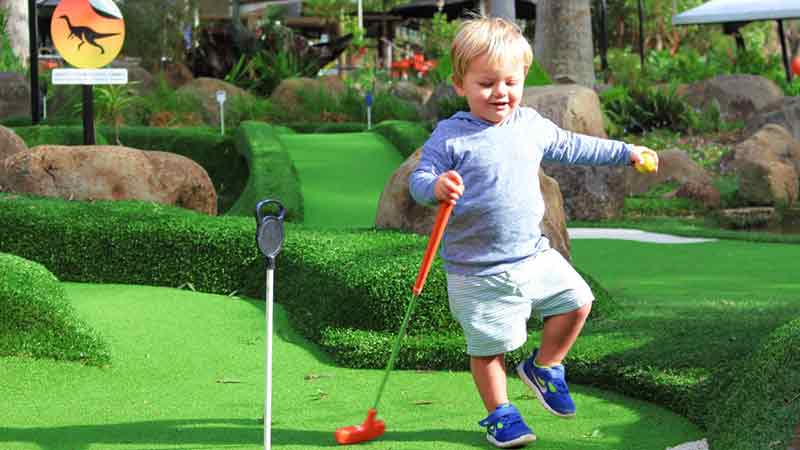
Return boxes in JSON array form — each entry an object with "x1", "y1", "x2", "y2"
[
  {"x1": 391, "y1": 54, "x2": 438, "y2": 78},
  {"x1": 792, "y1": 57, "x2": 800, "y2": 77}
]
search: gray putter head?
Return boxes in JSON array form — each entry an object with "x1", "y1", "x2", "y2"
[{"x1": 255, "y1": 199, "x2": 285, "y2": 269}]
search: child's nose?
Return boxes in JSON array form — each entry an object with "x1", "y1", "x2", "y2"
[{"x1": 493, "y1": 83, "x2": 508, "y2": 97}]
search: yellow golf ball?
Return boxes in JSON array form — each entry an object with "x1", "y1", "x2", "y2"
[{"x1": 636, "y1": 152, "x2": 657, "y2": 173}]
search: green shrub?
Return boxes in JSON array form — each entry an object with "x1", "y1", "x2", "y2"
[
  {"x1": 0, "y1": 252, "x2": 109, "y2": 365},
  {"x1": 227, "y1": 121, "x2": 303, "y2": 221},
  {"x1": 600, "y1": 83, "x2": 721, "y2": 136},
  {"x1": 624, "y1": 197, "x2": 703, "y2": 217},
  {"x1": 373, "y1": 120, "x2": 430, "y2": 158},
  {"x1": 224, "y1": 94, "x2": 280, "y2": 129},
  {"x1": 714, "y1": 175, "x2": 741, "y2": 209},
  {"x1": 705, "y1": 318, "x2": 800, "y2": 450},
  {"x1": 623, "y1": 182, "x2": 704, "y2": 217},
  {"x1": 130, "y1": 76, "x2": 205, "y2": 127}
]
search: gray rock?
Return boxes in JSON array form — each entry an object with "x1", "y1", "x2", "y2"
[
  {"x1": 720, "y1": 124, "x2": 800, "y2": 206},
  {"x1": 0, "y1": 125, "x2": 27, "y2": 163},
  {"x1": 678, "y1": 74, "x2": 784, "y2": 122},
  {"x1": 0, "y1": 145, "x2": 217, "y2": 215},
  {"x1": 745, "y1": 96, "x2": 800, "y2": 141},
  {"x1": 0, "y1": 72, "x2": 31, "y2": 122}
]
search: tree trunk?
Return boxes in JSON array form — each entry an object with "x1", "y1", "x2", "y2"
[
  {"x1": 533, "y1": 0, "x2": 595, "y2": 87},
  {"x1": 0, "y1": 0, "x2": 29, "y2": 68}
]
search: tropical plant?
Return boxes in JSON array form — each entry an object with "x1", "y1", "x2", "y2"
[
  {"x1": 422, "y1": 13, "x2": 460, "y2": 60},
  {"x1": 130, "y1": 76, "x2": 203, "y2": 128},
  {"x1": 92, "y1": 84, "x2": 138, "y2": 144},
  {"x1": 0, "y1": 7, "x2": 24, "y2": 73}
]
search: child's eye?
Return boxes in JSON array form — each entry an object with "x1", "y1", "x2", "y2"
[{"x1": 479, "y1": 82, "x2": 493, "y2": 88}]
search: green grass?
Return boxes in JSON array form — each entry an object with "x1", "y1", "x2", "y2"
[
  {"x1": 569, "y1": 217, "x2": 800, "y2": 245},
  {"x1": 281, "y1": 132, "x2": 405, "y2": 228},
  {"x1": 568, "y1": 238, "x2": 799, "y2": 422},
  {"x1": 0, "y1": 282, "x2": 701, "y2": 450}
]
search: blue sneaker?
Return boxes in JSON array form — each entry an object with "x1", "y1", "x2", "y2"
[
  {"x1": 478, "y1": 403, "x2": 536, "y2": 448},
  {"x1": 516, "y1": 349, "x2": 576, "y2": 418}
]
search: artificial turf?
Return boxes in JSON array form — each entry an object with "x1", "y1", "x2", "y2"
[
  {"x1": 281, "y1": 132, "x2": 405, "y2": 229},
  {"x1": 569, "y1": 238, "x2": 800, "y2": 421},
  {"x1": 0, "y1": 283, "x2": 701, "y2": 450}
]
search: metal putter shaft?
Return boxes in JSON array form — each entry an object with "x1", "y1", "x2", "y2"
[
  {"x1": 255, "y1": 199, "x2": 286, "y2": 450},
  {"x1": 334, "y1": 201, "x2": 455, "y2": 445}
]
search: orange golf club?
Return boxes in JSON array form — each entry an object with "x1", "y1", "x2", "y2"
[{"x1": 334, "y1": 200, "x2": 456, "y2": 445}]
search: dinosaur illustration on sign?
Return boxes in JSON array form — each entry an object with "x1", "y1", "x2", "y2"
[{"x1": 58, "y1": 15, "x2": 120, "y2": 54}]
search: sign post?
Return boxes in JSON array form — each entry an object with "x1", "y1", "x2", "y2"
[
  {"x1": 216, "y1": 90, "x2": 227, "y2": 136},
  {"x1": 29, "y1": 0, "x2": 40, "y2": 124},
  {"x1": 365, "y1": 92, "x2": 373, "y2": 130},
  {"x1": 50, "y1": 0, "x2": 126, "y2": 145}
]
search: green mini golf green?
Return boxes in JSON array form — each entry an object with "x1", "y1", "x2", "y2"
[
  {"x1": 0, "y1": 282, "x2": 701, "y2": 450},
  {"x1": 281, "y1": 132, "x2": 405, "y2": 229}
]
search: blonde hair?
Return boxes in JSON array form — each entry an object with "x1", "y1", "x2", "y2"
[{"x1": 451, "y1": 16, "x2": 533, "y2": 85}]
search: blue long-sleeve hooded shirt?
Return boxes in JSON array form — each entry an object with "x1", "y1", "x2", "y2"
[{"x1": 409, "y1": 107, "x2": 633, "y2": 276}]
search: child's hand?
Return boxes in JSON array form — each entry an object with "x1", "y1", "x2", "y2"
[
  {"x1": 434, "y1": 171, "x2": 464, "y2": 205},
  {"x1": 631, "y1": 146, "x2": 659, "y2": 173}
]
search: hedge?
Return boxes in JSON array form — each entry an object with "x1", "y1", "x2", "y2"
[
  {"x1": 284, "y1": 122, "x2": 366, "y2": 134},
  {"x1": 0, "y1": 193, "x2": 614, "y2": 370},
  {"x1": 13, "y1": 125, "x2": 110, "y2": 146},
  {"x1": 705, "y1": 317, "x2": 800, "y2": 450},
  {"x1": 0, "y1": 252, "x2": 109, "y2": 365},
  {"x1": 226, "y1": 121, "x2": 303, "y2": 222},
  {"x1": 372, "y1": 120, "x2": 431, "y2": 159}
]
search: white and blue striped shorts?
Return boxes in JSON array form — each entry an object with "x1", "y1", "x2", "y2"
[{"x1": 446, "y1": 249, "x2": 594, "y2": 357}]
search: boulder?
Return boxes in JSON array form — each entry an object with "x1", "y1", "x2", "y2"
[
  {"x1": 720, "y1": 124, "x2": 800, "y2": 206},
  {"x1": 522, "y1": 84, "x2": 607, "y2": 138},
  {"x1": 541, "y1": 163, "x2": 626, "y2": 220},
  {"x1": 389, "y1": 80, "x2": 433, "y2": 106},
  {"x1": 160, "y1": 62, "x2": 195, "y2": 89},
  {"x1": 626, "y1": 149, "x2": 720, "y2": 209},
  {"x1": 421, "y1": 82, "x2": 461, "y2": 122},
  {"x1": 375, "y1": 148, "x2": 572, "y2": 262},
  {"x1": 270, "y1": 77, "x2": 345, "y2": 109},
  {"x1": 678, "y1": 74, "x2": 784, "y2": 122},
  {"x1": 0, "y1": 125, "x2": 27, "y2": 162},
  {"x1": 0, "y1": 72, "x2": 31, "y2": 122},
  {"x1": 745, "y1": 96, "x2": 800, "y2": 141},
  {"x1": 126, "y1": 66, "x2": 157, "y2": 95},
  {"x1": 0, "y1": 145, "x2": 217, "y2": 215},
  {"x1": 177, "y1": 77, "x2": 252, "y2": 126},
  {"x1": 521, "y1": 84, "x2": 625, "y2": 220}
]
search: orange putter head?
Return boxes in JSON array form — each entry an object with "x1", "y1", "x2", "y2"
[{"x1": 335, "y1": 408, "x2": 386, "y2": 445}]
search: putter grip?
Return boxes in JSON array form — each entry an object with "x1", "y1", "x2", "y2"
[{"x1": 412, "y1": 202, "x2": 454, "y2": 296}]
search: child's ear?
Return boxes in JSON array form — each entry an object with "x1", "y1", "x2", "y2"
[{"x1": 451, "y1": 75, "x2": 465, "y2": 97}]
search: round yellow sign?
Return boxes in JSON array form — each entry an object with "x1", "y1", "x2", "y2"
[{"x1": 51, "y1": 0, "x2": 125, "y2": 69}]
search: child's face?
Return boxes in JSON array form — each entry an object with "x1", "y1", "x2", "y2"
[{"x1": 453, "y1": 53, "x2": 526, "y2": 124}]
